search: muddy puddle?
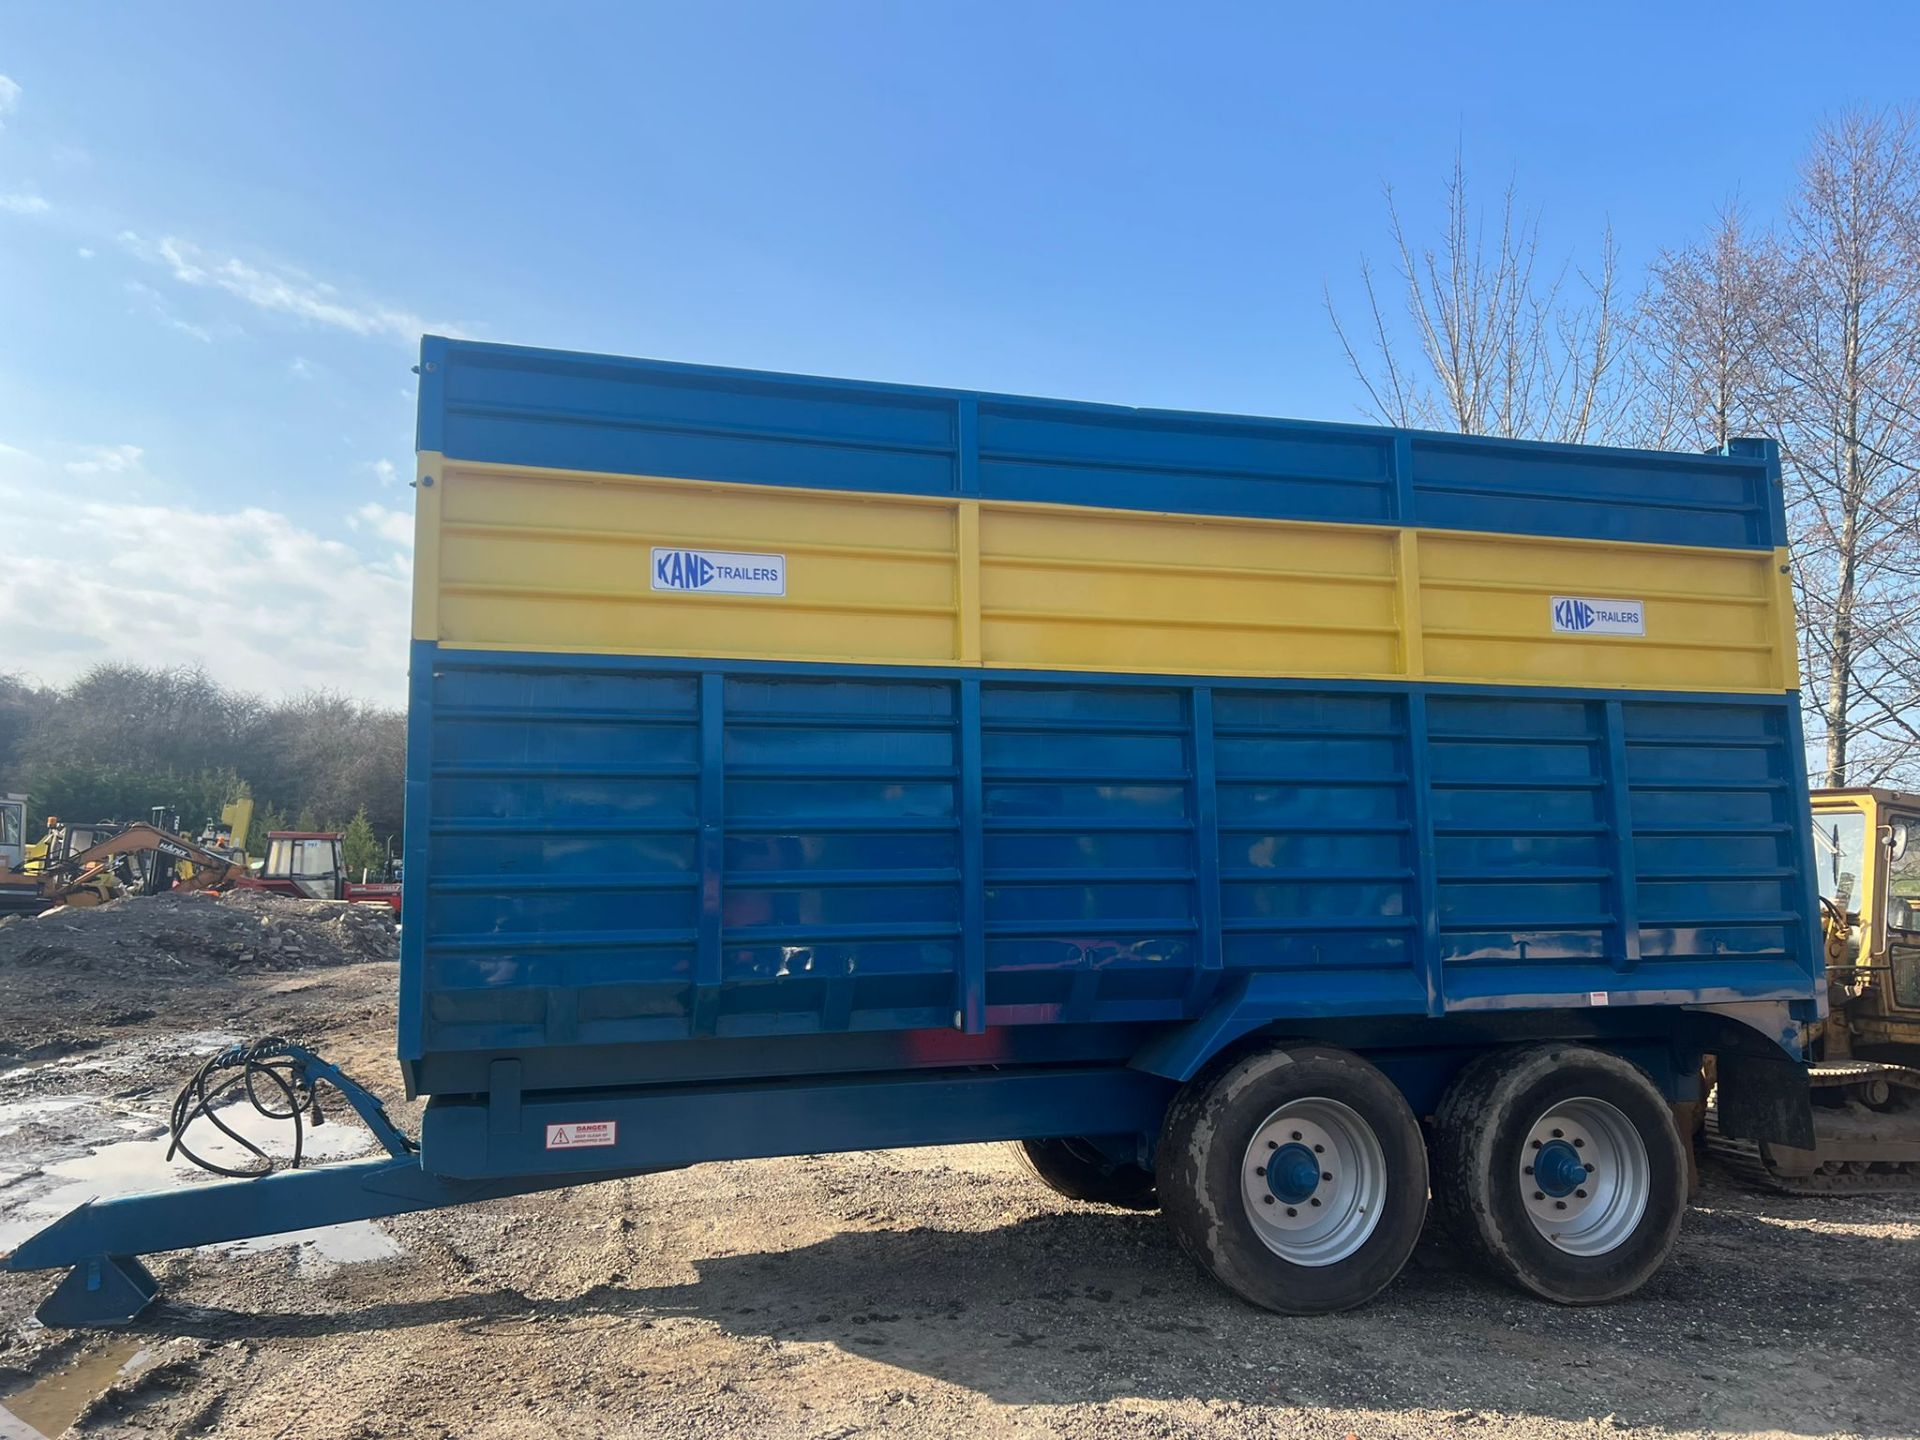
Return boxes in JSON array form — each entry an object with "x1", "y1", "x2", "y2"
[
  {"x1": 2, "y1": 1340, "x2": 147, "y2": 1438},
  {"x1": 0, "y1": 1036, "x2": 406, "y2": 1269}
]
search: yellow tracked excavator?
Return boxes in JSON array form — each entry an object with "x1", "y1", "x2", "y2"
[{"x1": 1708, "y1": 786, "x2": 1920, "y2": 1192}]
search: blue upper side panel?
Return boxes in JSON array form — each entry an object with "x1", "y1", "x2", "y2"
[{"x1": 419, "y1": 336, "x2": 1783, "y2": 550}]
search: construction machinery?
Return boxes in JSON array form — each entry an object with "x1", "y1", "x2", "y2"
[
  {"x1": 17, "y1": 819, "x2": 250, "y2": 909},
  {"x1": 1708, "y1": 786, "x2": 1920, "y2": 1191},
  {"x1": 0, "y1": 793, "x2": 25, "y2": 872},
  {"x1": 0, "y1": 799, "x2": 256, "y2": 914},
  {"x1": 255, "y1": 830, "x2": 403, "y2": 913},
  {"x1": 0, "y1": 793, "x2": 30, "y2": 914}
]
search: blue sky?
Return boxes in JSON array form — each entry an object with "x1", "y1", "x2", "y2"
[{"x1": 3, "y1": 3, "x2": 1918, "y2": 705}]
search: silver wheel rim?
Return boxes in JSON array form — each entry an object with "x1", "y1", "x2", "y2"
[
  {"x1": 1239, "y1": 1097, "x2": 1387, "y2": 1267},
  {"x1": 1518, "y1": 1096, "x2": 1649, "y2": 1256}
]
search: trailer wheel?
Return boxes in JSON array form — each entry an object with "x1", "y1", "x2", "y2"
[
  {"x1": 1433, "y1": 1045, "x2": 1686, "y2": 1305},
  {"x1": 1158, "y1": 1045, "x2": 1427, "y2": 1314},
  {"x1": 1012, "y1": 1138, "x2": 1159, "y2": 1210}
]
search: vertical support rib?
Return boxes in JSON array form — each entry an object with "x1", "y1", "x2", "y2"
[
  {"x1": 956, "y1": 396, "x2": 980, "y2": 495},
  {"x1": 1404, "y1": 691, "x2": 1445, "y2": 1016},
  {"x1": 956, "y1": 501, "x2": 983, "y2": 665},
  {"x1": 397, "y1": 640, "x2": 436, "y2": 1077},
  {"x1": 1395, "y1": 529, "x2": 1426, "y2": 681},
  {"x1": 693, "y1": 671, "x2": 726, "y2": 1034},
  {"x1": 1389, "y1": 433, "x2": 1417, "y2": 522},
  {"x1": 1782, "y1": 701, "x2": 1825, "y2": 984},
  {"x1": 1602, "y1": 699, "x2": 1642, "y2": 974},
  {"x1": 956, "y1": 398, "x2": 984, "y2": 671},
  {"x1": 957, "y1": 678, "x2": 987, "y2": 1033},
  {"x1": 1186, "y1": 687, "x2": 1224, "y2": 1012}
]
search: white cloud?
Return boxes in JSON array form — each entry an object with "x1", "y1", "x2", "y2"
[
  {"x1": 63, "y1": 443, "x2": 145, "y2": 476},
  {"x1": 119, "y1": 229, "x2": 467, "y2": 346},
  {"x1": 0, "y1": 445, "x2": 409, "y2": 704},
  {"x1": 77, "y1": 246, "x2": 95, "y2": 260},
  {"x1": 348, "y1": 501, "x2": 414, "y2": 547},
  {"x1": 367, "y1": 457, "x2": 400, "y2": 487},
  {"x1": 125, "y1": 280, "x2": 214, "y2": 342},
  {"x1": 0, "y1": 75, "x2": 19, "y2": 129},
  {"x1": 288, "y1": 356, "x2": 317, "y2": 379},
  {"x1": 0, "y1": 191, "x2": 50, "y2": 216}
]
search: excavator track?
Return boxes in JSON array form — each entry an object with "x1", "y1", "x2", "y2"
[{"x1": 1705, "y1": 1061, "x2": 1920, "y2": 1196}]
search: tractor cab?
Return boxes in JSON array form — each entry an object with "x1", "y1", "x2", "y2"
[
  {"x1": 1812, "y1": 787, "x2": 1920, "y2": 1058},
  {"x1": 258, "y1": 830, "x2": 402, "y2": 914},
  {"x1": 260, "y1": 831, "x2": 348, "y2": 901}
]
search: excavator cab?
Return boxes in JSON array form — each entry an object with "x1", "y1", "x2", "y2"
[
  {"x1": 0, "y1": 794, "x2": 24, "y2": 872},
  {"x1": 0, "y1": 796, "x2": 32, "y2": 913},
  {"x1": 1714, "y1": 787, "x2": 1920, "y2": 1191},
  {"x1": 1814, "y1": 787, "x2": 1920, "y2": 1055}
]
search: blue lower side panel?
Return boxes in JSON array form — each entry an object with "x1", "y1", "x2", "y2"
[
  {"x1": 422, "y1": 1066, "x2": 1177, "y2": 1179},
  {"x1": 400, "y1": 647, "x2": 1821, "y2": 1095}
]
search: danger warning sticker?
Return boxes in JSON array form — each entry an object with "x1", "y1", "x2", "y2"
[{"x1": 545, "y1": 1121, "x2": 618, "y2": 1150}]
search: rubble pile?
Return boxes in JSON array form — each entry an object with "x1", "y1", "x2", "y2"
[{"x1": 0, "y1": 888, "x2": 399, "y2": 976}]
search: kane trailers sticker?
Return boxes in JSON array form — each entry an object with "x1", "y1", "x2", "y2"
[
  {"x1": 651, "y1": 547, "x2": 786, "y2": 596},
  {"x1": 545, "y1": 1121, "x2": 618, "y2": 1150},
  {"x1": 1551, "y1": 595, "x2": 1645, "y2": 637}
]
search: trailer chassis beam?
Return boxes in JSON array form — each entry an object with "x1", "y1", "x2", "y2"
[
  {"x1": 5, "y1": 1154, "x2": 649, "y2": 1327},
  {"x1": 6, "y1": 1061, "x2": 1174, "y2": 1327}
]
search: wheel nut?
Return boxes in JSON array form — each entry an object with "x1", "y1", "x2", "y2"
[
  {"x1": 1585, "y1": 1163, "x2": 1595, "y2": 1174},
  {"x1": 1524, "y1": 1165, "x2": 1534, "y2": 1175},
  {"x1": 1551, "y1": 1128, "x2": 1564, "y2": 1139},
  {"x1": 1286, "y1": 1207, "x2": 1298, "y2": 1217},
  {"x1": 1262, "y1": 1195, "x2": 1275, "y2": 1205},
  {"x1": 1533, "y1": 1191, "x2": 1545, "y2": 1201},
  {"x1": 1554, "y1": 1200, "x2": 1567, "y2": 1210},
  {"x1": 1531, "y1": 1139, "x2": 1542, "y2": 1150},
  {"x1": 1267, "y1": 1140, "x2": 1278, "y2": 1151},
  {"x1": 1573, "y1": 1138, "x2": 1584, "y2": 1148},
  {"x1": 1575, "y1": 1188, "x2": 1587, "y2": 1199},
  {"x1": 1255, "y1": 1166, "x2": 1266, "y2": 1176},
  {"x1": 1310, "y1": 1198, "x2": 1322, "y2": 1207},
  {"x1": 1313, "y1": 1144, "x2": 1324, "y2": 1154},
  {"x1": 1291, "y1": 1131, "x2": 1303, "y2": 1141},
  {"x1": 1321, "y1": 1171, "x2": 1332, "y2": 1182}
]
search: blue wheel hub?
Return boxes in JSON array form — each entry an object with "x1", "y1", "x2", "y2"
[
  {"x1": 1534, "y1": 1139, "x2": 1586, "y2": 1198},
  {"x1": 1265, "y1": 1142, "x2": 1322, "y2": 1205}
]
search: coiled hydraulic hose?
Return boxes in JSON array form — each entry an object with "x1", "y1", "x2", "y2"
[{"x1": 166, "y1": 1037, "x2": 327, "y2": 1178}]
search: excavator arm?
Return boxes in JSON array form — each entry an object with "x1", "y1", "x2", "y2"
[{"x1": 39, "y1": 823, "x2": 244, "y2": 906}]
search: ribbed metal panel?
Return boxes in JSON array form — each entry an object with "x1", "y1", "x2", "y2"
[
  {"x1": 402, "y1": 650, "x2": 1820, "y2": 1083},
  {"x1": 422, "y1": 336, "x2": 1780, "y2": 549}
]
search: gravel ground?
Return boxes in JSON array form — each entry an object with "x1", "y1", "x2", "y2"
[
  {"x1": 1, "y1": 911, "x2": 1916, "y2": 1440},
  {"x1": 0, "y1": 890, "x2": 396, "y2": 1073}
]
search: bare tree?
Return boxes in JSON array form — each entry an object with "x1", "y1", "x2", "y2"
[
  {"x1": 1635, "y1": 206, "x2": 1779, "y2": 452},
  {"x1": 1766, "y1": 109, "x2": 1920, "y2": 788},
  {"x1": 1327, "y1": 151, "x2": 1637, "y2": 443}
]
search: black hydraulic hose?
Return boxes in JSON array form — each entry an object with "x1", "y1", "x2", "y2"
[{"x1": 166, "y1": 1038, "x2": 326, "y2": 1178}]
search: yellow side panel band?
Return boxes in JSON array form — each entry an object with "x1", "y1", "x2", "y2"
[
  {"x1": 1417, "y1": 533, "x2": 1789, "y2": 693},
  {"x1": 418, "y1": 458, "x2": 1798, "y2": 695}
]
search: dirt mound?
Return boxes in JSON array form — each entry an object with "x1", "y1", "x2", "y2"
[{"x1": 0, "y1": 888, "x2": 398, "y2": 977}]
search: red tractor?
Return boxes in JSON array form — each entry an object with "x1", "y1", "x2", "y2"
[{"x1": 256, "y1": 831, "x2": 402, "y2": 915}]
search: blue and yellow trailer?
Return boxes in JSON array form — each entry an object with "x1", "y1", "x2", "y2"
[{"x1": 6, "y1": 339, "x2": 1823, "y2": 1321}]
